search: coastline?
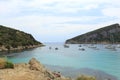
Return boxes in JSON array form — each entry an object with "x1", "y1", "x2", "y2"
[
  {"x1": 0, "y1": 58, "x2": 118, "y2": 80},
  {"x1": 45, "y1": 64, "x2": 118, "y2": 80},
  {"x1": 0, "y1": 43, "x2": 117, "y2": 80},
  {"x1": 0, "y1": 58, "x2": 70, "y2": 80},
  {"x1": 0, "y1": 44, "x2": 44, "y2": 55},
  {"x1": 65, "y1": 41, "x2": 120, "y2": 44}
]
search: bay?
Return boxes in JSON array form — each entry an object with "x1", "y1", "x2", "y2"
[{"x1": 4, "y1": 43, "x2": 120, "y2": 80}]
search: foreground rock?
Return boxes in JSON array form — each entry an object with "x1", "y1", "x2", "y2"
[{"x1": 0, "y1": 58, "x2": 70, "y2": 80}]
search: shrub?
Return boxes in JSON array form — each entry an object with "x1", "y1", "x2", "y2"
[
  {"x1": 5, "y1": 61, "x2": 14, "y2": 69},
  {"x1": 0, "y1": 58, "x2": 14, "y2": 69},
  {"x1": 76, "y1": 75, "x2": 96, "y2": 80}
]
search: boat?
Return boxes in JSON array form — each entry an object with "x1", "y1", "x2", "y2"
[
  {"x1": 105, "y1": 34, "x2": 117, "y2": 51},
  {"x1": 79, "y1": 48, "x2": 85, "y2": 51},
  {"x1": 88, "y1": 46, "x2": 97, "y2": 48},
  {"x1": 105, "y1": 45, "x2": 117, "y2": 51},
  {"x1": 79, "y1": 45, "x2": 82, "y2": 47},
  {"x1": 55, "y1": 47, "x2": 58, "y2": 50},
  {"x1": 49, "y1": 47, "x2": 52, "y2": 49},
  {"x1": 117, "y1": 45, "x2": 120, "y2": 48},
  {"x1": 64, "y1": 44, "x2": 69, "y2": 48},
  {"x1": 105, "y1": 45, "x2": 116, "y2": 50},
  {"x1": 88, "y1": 44, "x2": 97, "y2": 48},
  {"x1": 87, "y1": 38, "x2": 97, "y2": 49}
]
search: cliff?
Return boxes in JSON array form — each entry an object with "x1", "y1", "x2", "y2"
[
  {"x1": 0, "y1": 25, "x2": 43, "y2": 52},
  {"x1": 0, "y1": 58, "x2": 70, "y2": 80},
  {"x1": 66, "y1": 23, "x2": 120, "y2": 44}
]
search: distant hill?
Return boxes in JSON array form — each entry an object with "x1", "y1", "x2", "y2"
[
  {"x1": 0, "y1": 25, "x2": 43, "y2": 52},
  {"x1": 65, "y1": 23, "x2": 120, "y2": 44}
]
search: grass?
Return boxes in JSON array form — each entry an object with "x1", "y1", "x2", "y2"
[
  {"x1": 0, "y1": 58, "x2": 6, "y2": 69},
  {"x1": 0, "y1": 57, "x2": 14, "y2": 69},
  {"x1": 76, "y1": 75, "x2": 96, "y2": 80}
]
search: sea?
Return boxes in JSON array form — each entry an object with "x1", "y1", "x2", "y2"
[{"x1": 2, "y1": 43, "x2": 120, "y2": 80}]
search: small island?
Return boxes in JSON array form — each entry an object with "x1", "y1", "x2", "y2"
[{"x1": 0, "y1": 25, "x2": 44, "y2": 53}]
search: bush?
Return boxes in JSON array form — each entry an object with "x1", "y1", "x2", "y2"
[
  {"x1": 5, "y1": 61, "x2": 14, "y2": 68},
  {"x1": 76, "y1": 75, "x2": 96, "y2": 80}
]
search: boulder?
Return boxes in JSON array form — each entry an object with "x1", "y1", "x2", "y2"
[{"x1": 29, "y1": 58, "x2": 45, "y2": 72}]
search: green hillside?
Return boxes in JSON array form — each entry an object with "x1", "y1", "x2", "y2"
[
  {"x1": 0, "y1": 25, "x2": 43, "y2": 52},
  {"x1": 66, "y1": 23, "x2": 120, "y2": 44}
]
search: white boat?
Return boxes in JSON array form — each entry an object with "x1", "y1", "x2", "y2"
[
  {"x1": 105, "y1": 45, "x2": 116, "y2": 51},
  {"x1": 88, "y1": 44, "x2": 97, "y2": 48},
  {"x1": 88, "y1": 46, "x2": 97, "y2": 48},
  {"x1": 105, "y1": 34, "x2": 117, "y2": 51},
  {"x1": 64, "y1": 44, "x2": 69, "y2": 48},
  {"x1": 79, "y1": 48, "x2": 85, "y2": 51},
  {"x1": 117, "y1": 45, "x2": 120, "y2": 48}
]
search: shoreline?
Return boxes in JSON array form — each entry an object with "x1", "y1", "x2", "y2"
[
  {"x1": 0, "y1": 58, "x2": 70, "y2": 80},
  {"x1": 0, "y1": 44, "x2": 44, "y2": 55},
  {"x1": 65, "y1": 42, "x2": 120, "y2": 44},
  {"x1": 0, "y1": 58, "x2": 118, "y2": 80},
  {"x1": 45, "y1": 64, "x2": 118, "y2": 80}
]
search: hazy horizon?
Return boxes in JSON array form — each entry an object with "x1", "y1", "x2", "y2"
[{"x1": 0, "y1": 0, "x2": 120, "y2": 42}]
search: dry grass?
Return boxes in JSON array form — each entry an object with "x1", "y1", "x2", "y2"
[
  {"x1": 0, "y1": 58, "x2": 6, "y2": 69},
  {"x1": 76, "y1": 75, "x2": 96, "y2": 80}
]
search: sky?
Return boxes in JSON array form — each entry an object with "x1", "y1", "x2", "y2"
[{"x1": 0, "y1": 0, "x2": 120, "y2": 43}]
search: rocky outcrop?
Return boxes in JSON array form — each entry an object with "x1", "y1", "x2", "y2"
[
  {"x1": 0, "y1": 25, "x2": 44, "y2": 53},
  {"x1": 66, "y1": 23, "x2": 120, "y2": 44},
  {"x1": 0, "y1": 58, "x2": 70, "y2": 80}
]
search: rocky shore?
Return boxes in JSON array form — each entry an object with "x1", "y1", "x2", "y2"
[
  {"x1": 0, "y1": 44, "x2": 44, "y2": 53},
  {"x1": 0, "y1": 25, "x2": 44, "y2": 54},
  {"x1": 0, "y1": 58, "x2": 70, "y2": 80}
]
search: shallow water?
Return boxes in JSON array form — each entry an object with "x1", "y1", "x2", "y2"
[{"x1": 3, "y1": 43, "x2": 120, "y2": 80}]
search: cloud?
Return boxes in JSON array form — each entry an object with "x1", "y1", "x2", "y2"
[
  {"x1": 102, "y1": 8, "x2": 120, "y2": 18},
  {"x1": 0, "y1": 0, "x2": 120, "y2": 42},
  {"x1": 0, "y1": 0, "x2": 108, "y2": 15},
  {"x1": 1, "y1": 14, "x2": 115, "y2": 42}
]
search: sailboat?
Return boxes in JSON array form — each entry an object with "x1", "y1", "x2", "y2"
[
  {"x1": 105, "y1": 34, "x2": 117, "y2": 51},
  {"x1": 88, "y1": 44, "x2": 97, "y2": 48},
  {"x1": 79, "y1": 48, "x2": 85, "y2": 51},
  {"x1": 64, "y1": 44, "x2": 69, "y2": 48},
  {"x1": 88, "y1": 38, "x2": 97, "y2": 49},
  {"x1": 117, "y1": 44, "x2": 120, "y2": 48}
]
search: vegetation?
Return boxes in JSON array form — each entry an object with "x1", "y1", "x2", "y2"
[
  {"x1": 0, "y1": 58, "x2": 6, "y2": 69},
  {"x1": 0, "y1": 25, "x2": 43, "y2": 51},
  {"x1": 5, "y1": 61, "x2": 14, "y2": 68},
  {"x1": 66, "y1": 23, "x2": 120, "y2": 44},
  {"x1": 0, "y1": 58, "x2": 14, "y2": 69},
  {"x1": 76, "y1": 75, "x2": 96, "y2": 80}
]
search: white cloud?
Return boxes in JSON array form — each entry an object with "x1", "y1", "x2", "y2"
[
  {"x1": 0, "y1": 14, "x2": 104, "y2": 42},
  {"x1": 102, "y1": 8, "x2": 120, "y2": 18},
  {"x1": 0, "y1": 0, "x2": 118, "y2": 15},
  {"x1": 0, "y1": 0, "x2": 120, "y2": 42}
]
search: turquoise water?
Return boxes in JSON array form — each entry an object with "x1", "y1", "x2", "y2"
[{"x1": 5, "y1": 43, "x2": 120, "y2": 79}]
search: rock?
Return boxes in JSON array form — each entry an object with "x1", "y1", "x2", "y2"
[
  {"x1": 0, "y1": 58, "x2": 71, "y2": 80},
  {"x1": 29, "y1": 58, "x2": 45, "y2": 72}
]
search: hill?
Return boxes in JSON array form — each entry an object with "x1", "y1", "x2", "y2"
[
  {"x1": 0, "y1": 25, "x2": 43, "y2": 52},
  {"x1": 65, "y1": 23, "x2": 120, "y2": 44}
]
